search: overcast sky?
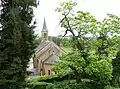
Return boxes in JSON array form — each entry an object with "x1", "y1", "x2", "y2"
[{"x1": 34, "y1": 0, "x2": 120, "y2": 36}]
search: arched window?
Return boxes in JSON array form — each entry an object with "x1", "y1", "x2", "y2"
[
  {"x1": 44, "y1": 33, "x2": 47, "y2": 38},
  {"x1": 48, "y1": 70, "x2": 50, "y2": 75},
  {"x1": 53, "y1": 50, "x2": 55, "y2": 54},
  {"x1": 55, "y1": 71, "x2": 57, "y2": 74}
]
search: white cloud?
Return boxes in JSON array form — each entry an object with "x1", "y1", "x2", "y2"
[{"x1": 34, "y1": 0, "x2": 120, "y2": 36}]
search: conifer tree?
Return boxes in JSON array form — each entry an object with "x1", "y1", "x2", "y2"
[{"x1": 0, "y1": 0, "x2": 38, "y2": 88}]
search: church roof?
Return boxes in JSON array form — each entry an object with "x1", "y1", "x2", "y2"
[
  {"x1": 35, "y1": 40, "x2": 61, "y2": 57},
  {"x1": 42, "y1": 18, "x2": 48, "y2": 32},
  {"x1": 35, "y1": 40, "x2": 50, "y2": 54},
  {"x1": 34, "y1": 38, "x2": 67, "y2": 65},
  {"x1": 44, "y1": 54, "x2": 59, "y2": 64}
]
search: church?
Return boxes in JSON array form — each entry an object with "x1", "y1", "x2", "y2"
[{"x1": 33, "y1": 18, "x2": 66, "y2": 75}]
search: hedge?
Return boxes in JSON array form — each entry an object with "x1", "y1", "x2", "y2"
[
  {"x1": 25, "y1": 82, "x2": 54, "y2": 89},
  {"x1": 26, "y1": 75, "x2": 120, "y2": 89},
  {"x1": 26, "y1": 73, "x2": 74, "y2": 83},
  {"x1": 25, "y1": 82, "x2": 88, "y2": 89},
  {"x1": 25, "y1": 81, "x2": 120, "y2": 89}
]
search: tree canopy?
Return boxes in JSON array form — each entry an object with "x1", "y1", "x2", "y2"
[{"x1": 53, "y1": 0, "x2": 120, "y2": 86}]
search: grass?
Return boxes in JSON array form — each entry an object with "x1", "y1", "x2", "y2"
[{"x1": 61, "y1": 47, "x2": 73, "y2": 53}]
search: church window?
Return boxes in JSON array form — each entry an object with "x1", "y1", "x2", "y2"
[
  {"x1": 53, "y1": 50, "x2": 55, "y2": 54},
  {"x1": 48, "y1": 70, "x2": 50, "y2": 75},
  {"x1": 41, "y1": 69, "x2": 43, "y2": 71},
  {"x1": 44, "y1": 33, "x2": 47, "y2": 38}
]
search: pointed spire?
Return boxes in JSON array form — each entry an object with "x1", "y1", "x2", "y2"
[{"x1": 42, "y1": 17, "x2": 48, "y2": 32}]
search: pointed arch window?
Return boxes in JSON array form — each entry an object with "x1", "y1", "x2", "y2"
[{"x1": 48, "y1": 70, "x2": 50, "y2": 75}]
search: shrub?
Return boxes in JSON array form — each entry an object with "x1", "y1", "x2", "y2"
[
  {"x1": 25, "y1": 82, "x2": 54, "y2": 89},
  {"x1": 26, "y1": 73, "x2": 74, "y2": 83},
  {"x1": 25, "y1": 81, "x2": 120, "y2": 89},
  {"x1": 54, "y1": 82, "x2": 89, "y2": 89},
  {"x1": 25, "y1": 81, "x2": 89, "y2": 89},
  {"x1": 104, "y1": 85, "x2": 120, "y2": 89}
]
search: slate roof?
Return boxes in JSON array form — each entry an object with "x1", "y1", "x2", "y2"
[
  {"x1": 44, "y1": 54, "x2": 59, "y2": 64},
  {"x1": 35, "y1": 40, "x2": 50, "y2": 54},
  {"x1": 42, "y1": 18, "x2": 48, "y2": 32},
  {"x1": 35, "y1": 40, "x2": 66, "y2": 60}
]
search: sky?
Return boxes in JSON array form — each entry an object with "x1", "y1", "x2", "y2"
[{"x1": 34, "y1": 0, "x2": 120, "y2": 36}]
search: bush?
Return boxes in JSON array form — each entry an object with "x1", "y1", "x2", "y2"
[
  {"x1": 54, "y1": 81, "x2": 89, "y2": 89},
  {"x1": 26, "y1": 75, "x2": 120, "y2": 89},
  {"x1": 25, "y1": 81, "x2": 120, "y2": 89},
  {"x1": 26, "y1": 73, "x2": 74, "y2": 83},
  {"x1": 25, "y1": 81, "x2": 89, "y2": 89},
  {"x1": 25, "y1": 82, "x2": 54, "y2": 89},
  {"x1": 104, "y1": 85, "x2": 120, "y2": 89}
]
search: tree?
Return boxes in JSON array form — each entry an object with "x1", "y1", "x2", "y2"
[
  {"x1": 53, "y1": 0, "x2": 120, "y2": 86},
  {"x1": 112, "y1": 51, "x2": 120, "y2": 87},
  {"x1": 50, "y1": 36, "x2": 61, "y2": 46},
  {"x1": 34, "y1": 37, "x2": 41, "y2": 47},
  {"x1": 60, "y1": 37, "x2": 72, "y2": 47},
  {"x1": 0, "y1": 0, "x2": 38, "y2": 89},
  {"x1": 111, "y1": 37, "x2": 120, "y2": 86}
]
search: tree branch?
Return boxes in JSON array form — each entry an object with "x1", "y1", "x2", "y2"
[{"x1": 60, "y1": 11, "x2": 75, "y2": 37}]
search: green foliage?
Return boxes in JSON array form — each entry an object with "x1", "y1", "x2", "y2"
[
  {"x1": 0, "y1": 0, "x2": 38, "y2": 88},
  {"x1": 26, "y1": 74, "x2": 74, "y2": 83},
  {"x1": 26, "y1": 75, "x2": 59, "y2": 83},
  {"x1": 111, "y1": 51, "x2": 120, "y2": 87},
  {"x1": 54, "y1": 0, "x2": 120, "y2": 86},
  {"x1": 85, "y1": 59, "x2": 112, "y2": 80},
  {"x1": 61, "y1": 47, "x2": 73, "y2": 53},
  {"x1": 25, "y1": 80, "x2": 89, "y2": 89},
  {"x1": 53, "y1": 52, "x2": 112, "y2": 83},
  {"x1": 25, "y1": 80, "x2": 118, "y2": 89},
  {"x1": 34, "y1": 36, "x2": 62, "y2": 47},
  {"x1": 26, "y1": 75, "x2": 120, "y2": 89},
  {"x1": 50, "y1": 36, "x2": 61, "y2": 46},
  {"x1": 25, "y1": 82, "x2": 54, "y2": 89},
  {"x1": 53, "y1": 52, "x2": 86, "y2": 75},
  {"x1": 55, "y1": 0, "x2": 77, "y2": 14},
  {"x1": 34, "y1": 37, "x2": 41, "y2": 47},
  {"x1": 53, "y1": 81, "x2": 89, "y2": 89},
  {"x1": 104, "y1": 85, "x2": 120, "y2": 89},
  {"x1": 60, "y1": 37, "x2": 73, "y2": 47}
]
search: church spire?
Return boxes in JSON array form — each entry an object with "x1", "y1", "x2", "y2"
[
  {"x1": 41, "y1": 17, "x2": 48, "y2": 41},
  {"x1": 42, "y1": 17, "x2": 48, "y2": 32}
]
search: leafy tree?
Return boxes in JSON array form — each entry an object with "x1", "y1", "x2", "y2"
[
  {"x1": 112, "y1": 50, "x2": 120, "y2": 87},
  {"x1": 60, "y1": 37, "x2": 72, "y2": 47},
  {"x1": 34, "y1": 36, "x2": 61, "y2": 47},
  {"x1": 50, "y1": 36, "x2": 61, "y2": 46},
  {"x1": 53, "y1": 0, "x2": 120, "y2": 86},
  {"x1": 0, "y1": 0, "x2": 38, "y2": 89},
  {"x1": 34, "y1": 37, "x2": 41, "y2": 47}
]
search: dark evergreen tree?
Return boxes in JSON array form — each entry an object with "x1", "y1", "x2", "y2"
[{"x1": 0, "y1": 0, "x2": 38, "y2": 89}]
